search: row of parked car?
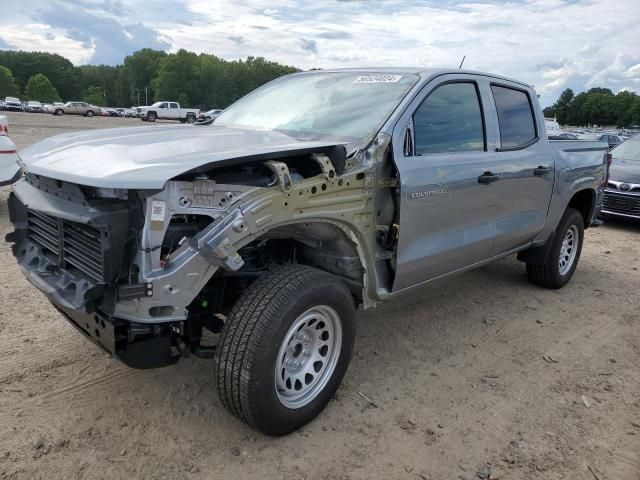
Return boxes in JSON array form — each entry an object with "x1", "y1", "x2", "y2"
[
  {"x1": 0, "y1": 97, "x2": 136, "y2": 117},
  {"x1": 1, "y1": 97, "x2": 224, "y2": 124},
  {"x1": 544, "y1": 118, "x2": 638, "y2": 150}
]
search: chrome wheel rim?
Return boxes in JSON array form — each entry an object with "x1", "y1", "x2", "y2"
[
  {"x1": 275, "y1": 305, "x2": 342, "y2": 409},
  {"x1": 559, "y1": 225, "x2": 579, "y2": 275}
]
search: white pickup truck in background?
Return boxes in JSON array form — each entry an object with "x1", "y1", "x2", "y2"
[{"x1": 137, "y1": 101, "x2": 200, "y2": 123}]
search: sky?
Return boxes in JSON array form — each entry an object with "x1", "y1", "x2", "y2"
[{"x1": 0, "y1": 0, "x2": 639, "y2": 106}]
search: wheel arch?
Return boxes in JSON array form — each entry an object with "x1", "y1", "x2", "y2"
[
  {"x1": 566, "y1": 188, "x2": 595, "y2": 228},
  {"x1": 240, "y1": 219, "x2": 370, "y2": 302}
]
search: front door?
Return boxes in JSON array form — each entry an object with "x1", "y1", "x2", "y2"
[{"x1": 392, "y1": 76, "x2": 504, "y2": 291}]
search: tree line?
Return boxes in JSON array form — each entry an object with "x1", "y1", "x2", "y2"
[
  {"x1": 0, "y1": 49, "x2": 298, "y2": 109},
  {"x1": 543, "y1": 87, "x2": 640, "y2": 127}
]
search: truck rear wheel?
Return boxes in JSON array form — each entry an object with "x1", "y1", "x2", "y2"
[
  {"x1": 215, "y1": 264, "x2": 356, "y2": 436},
  {"x1": 186, "y1": 114, "x2": 195, "y2": 124},
  {"x1": 526, "y1": 207, "x2": 584, "y2": 289}
]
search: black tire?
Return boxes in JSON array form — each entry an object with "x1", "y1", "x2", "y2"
[
  {"x1": 55, "y1": 109, "x2": 63, "y2": 116},
  {"x1": 186, "y1": 114, "x2": 195, "y2": 124},
  {"x1": 215, "y1": 264, "x2": 356, "y2": 436},
  {"x1": 147, "y1": 112, "x2": 156, "y2": 122},
  {"x1": 86, "y1": 110, "x2": 94, "y2": 117},
  {"x1": 526, "y1": 208, "x2": 584, "y2": 289}
]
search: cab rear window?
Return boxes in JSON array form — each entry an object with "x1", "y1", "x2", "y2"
[{"x1": 491, "y1": 85, "x2": 537, "y2": 149}]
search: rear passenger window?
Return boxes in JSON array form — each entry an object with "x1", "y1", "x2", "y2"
[
  {"x1": 413, "y1": 82, "x2": 485, "y2": 155},
  {"x1": 491, "y1": 85, "x2": 537, "y2": 149}
]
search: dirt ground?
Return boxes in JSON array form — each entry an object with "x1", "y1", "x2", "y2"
[{"x1": 0, "y1": 111, "x2": 639, "y2": 480}]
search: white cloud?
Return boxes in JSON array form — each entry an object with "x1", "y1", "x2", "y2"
[
  {"x1": 0, "y1": 23, "x2": 94, "y2": 64},
  {"x1": 1, "y1": 0, "x2": 639, "y2": 105}
]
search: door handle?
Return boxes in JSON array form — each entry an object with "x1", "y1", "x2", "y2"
[
  {"x1": 478, "y1": 171, "x2": 500, "y2": 184},
  {"x1": 534, "y1": 166, "x2": 551, "y2": 176}
]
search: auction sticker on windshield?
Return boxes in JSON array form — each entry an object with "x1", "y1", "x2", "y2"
[{"x1": 353, "y1": 75, "x2": 403, "y2": 83}]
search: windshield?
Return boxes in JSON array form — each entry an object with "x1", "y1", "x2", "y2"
[
  {"x1": 6, "y1": 97, "x2": 19, "y2": 103},
  {"x1": 215, "y1": 72, "x2": 419, "y2": 142},
  {"x1": 612, "y1": 136, "x2": 640, "y2": 161}
]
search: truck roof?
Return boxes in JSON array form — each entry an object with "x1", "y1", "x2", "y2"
[{"x1": 301, "y1": 67, "x2": 532, "y2": 89}]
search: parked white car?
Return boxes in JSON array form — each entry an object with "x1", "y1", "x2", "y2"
[
  {"x1": 3, "y1": 97, "x2": 22, "y2": 112},
  {"x1": 0, "y1": 115, "x2": 20, "y2": 186},
  {"x1": 137, "y1": 101, "x2": 199, "y2": 123}
]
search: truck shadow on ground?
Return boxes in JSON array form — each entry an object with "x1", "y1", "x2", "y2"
[{"x1": 87, "y1": 256, "x2": 539, "y2": 437}]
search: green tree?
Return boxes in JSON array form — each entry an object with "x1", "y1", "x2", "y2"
[
  {"x1": 82, "y1": 86, "x2": 106, "y2": 106},
  {"x1": 122, "y1": 48, "x2": 167, "y2": 105},
  {"x1": 0, "y1": 50, "x2": 79, "y2": 101},
  {"x1": 78, "y1": 64, "x2": 126, "y2": 106},
  {"x1": 151, "y1": 49, "x2": 200, "y2": 106},
  {"x1": 628, "y1": 97, "x2": 640, "y2": 125},
  {"x1": 549, "y1": 88, "x2": 574, "y2": 125},
  {"x1": 551, "y1": 87, "x2": 639, "y2": 127},
  {"x1": 0, "y1": 65, "x2": 20, "y2": 98},
  {"x1": 612, "y1": 90, "x2": 637, "y2": 127},
  {"x1": 24, "y1": 73, "x2": 61, "y2": 102}
]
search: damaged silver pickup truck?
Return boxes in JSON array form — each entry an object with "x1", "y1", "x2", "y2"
[{"x1": 8, "y1": 68, "x2": 609, "y2": 435}]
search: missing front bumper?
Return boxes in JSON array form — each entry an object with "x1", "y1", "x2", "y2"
[{"x1": 55, "y1": 304, "x2": 179, "y2": 369}]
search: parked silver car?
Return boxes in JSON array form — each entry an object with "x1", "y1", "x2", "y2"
[
  {"x1": 601, "y1": 134, "x2": 640, "y2": 220},
  {"x1": 52, "y1": 101, "x2": 98, "y2": 117}
]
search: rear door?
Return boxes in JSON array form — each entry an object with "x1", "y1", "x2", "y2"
[
  {"x1": 392, "y1": 74, "x2": 505, "y2": 291},
  {"x1": 487, "y1": 84, "x2": 554, "y2": 255},
  {"x1": 169, "y1": 102, "x2": 180, "y2": 119}
]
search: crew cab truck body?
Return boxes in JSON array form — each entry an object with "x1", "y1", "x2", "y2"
[
  {"x1": 7, "y1": 69, "x2": 608, "y2": 436},
  {"x1": 138, "y1": 101, "x2": 199, "y2": 123}
]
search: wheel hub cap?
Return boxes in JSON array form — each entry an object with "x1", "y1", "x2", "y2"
[
  {"x1": 275, "y1": 305, "x2": 342, "y2": 409},
  {"x1": 558, "y1": 225, "x2": 578, "y2": 275}
]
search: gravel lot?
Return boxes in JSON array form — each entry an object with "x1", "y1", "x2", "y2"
[{"x1": 1, "y1": 111, "x2": 639, "y2": 480}]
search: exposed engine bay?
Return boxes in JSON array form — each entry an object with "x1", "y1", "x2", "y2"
[{"x1": 7, "y1": 134, "x2": 399, "y2": 367}]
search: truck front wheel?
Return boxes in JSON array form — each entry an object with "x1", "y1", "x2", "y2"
[
  {"x1": 147, "y1": 112, "x2": 156, "y2": 122},
  {"x1": 526, "y1": 207, "x2": 584, "y2": 289},
  {"x1": 215, "y1": 264, "x2": 356, "y2": 436}
]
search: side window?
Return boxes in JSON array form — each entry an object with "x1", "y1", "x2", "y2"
[
  {"x1": 170, "y1": 102, "x2": 179, "y2": 109},
  {"x1": 491, "y1": 85, "x2": 537, "y2": 149},
  {"x1": 413, "y1": 82, "x2": 485, "y2": 155},
  {"x1": 159, "y1": 103, "x2": 168, "y2": 109}
]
